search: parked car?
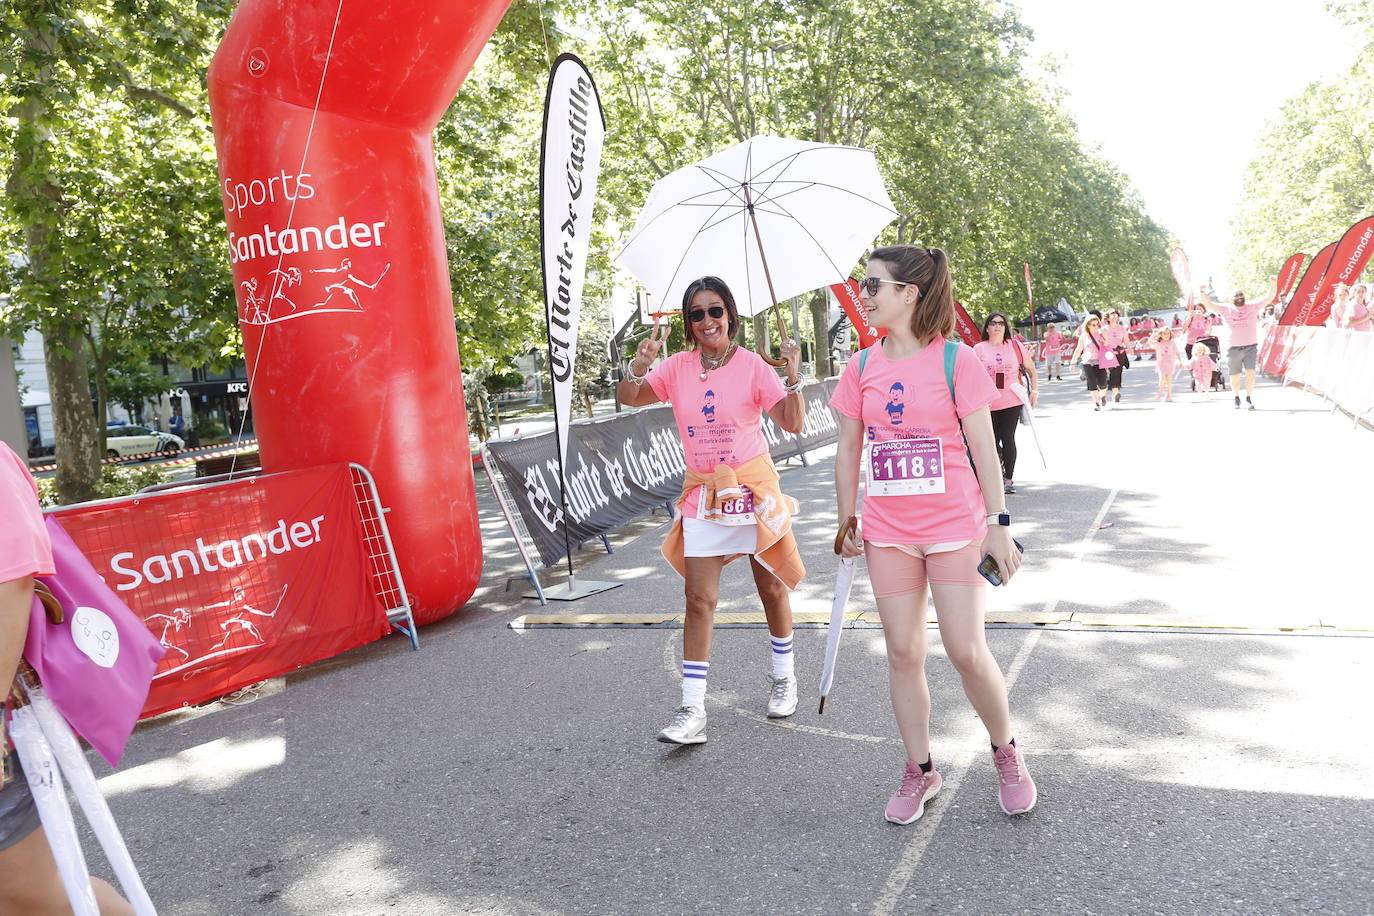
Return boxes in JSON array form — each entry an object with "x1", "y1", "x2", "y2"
[{"x1": 104, "y1": 426, "x2": 184, "y2": 458}]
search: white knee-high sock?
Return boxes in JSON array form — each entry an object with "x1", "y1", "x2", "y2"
[
  {"x1": 682, "y1": 660, "x2": 709, "y2": 712},
  {"x1": 770, "y1": 634, "x2": 794, "y2": 679}
]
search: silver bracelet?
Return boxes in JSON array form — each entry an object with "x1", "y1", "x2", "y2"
[
  {"x1": 783, "y1": 376, "x2": 804, "y2": 393},
  {"x1": 626, "y1": 361, "x2": 649, "y2": 385}
]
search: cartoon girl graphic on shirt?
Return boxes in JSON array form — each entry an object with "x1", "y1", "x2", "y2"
[
  {"x1": 701, "y1": 390, "x2": 717, "y2": 423},
  {"x1": 885, "y1": 382, "x2": 906, "y2": 425}
]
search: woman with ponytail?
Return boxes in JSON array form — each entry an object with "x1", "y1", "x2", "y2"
[{"x1": 830, "y1": 246, "x2": 1037, "y2": 824}]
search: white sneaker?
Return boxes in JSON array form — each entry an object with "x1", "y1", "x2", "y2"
[
  {"x1": 767, "y1": 675, "x2": 798, "y2": 718},
  {"x1": 657, "y1": 705, "x2": 707, "y2": 744}
]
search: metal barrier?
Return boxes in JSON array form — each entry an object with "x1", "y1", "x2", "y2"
[
  {"x1": 137, "y1": 462, "x2": 418, "y2": 648},
  {"x1": 481, "y1": 443, "x2": 550, "y2": 605}
]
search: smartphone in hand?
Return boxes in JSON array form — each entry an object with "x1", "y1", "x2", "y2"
[{"x1": 977, "y1": 538, "x2": 1025, "y2": 587}]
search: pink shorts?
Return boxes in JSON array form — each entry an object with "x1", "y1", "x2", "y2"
[{"x1": 864, "y1": 542, "x2": 986, "y2": 597}]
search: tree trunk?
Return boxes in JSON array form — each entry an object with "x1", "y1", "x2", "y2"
[
  {"x1": 10, "y1": 13, "x2": 99, "y2": 503},
  {"x1": 810, "y1": 291, "x2": 831, "y2": 378},
  {"x1": 44, "y1": 327, "x2": 101, "y2": 503}
]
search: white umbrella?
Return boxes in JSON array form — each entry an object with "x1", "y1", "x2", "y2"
[
  {"x1": 819, "y1": 517, "x2": 860, "y2": 713},
  {"x1": 616, "y1": 136, "x2": 898, "y2": 360}
]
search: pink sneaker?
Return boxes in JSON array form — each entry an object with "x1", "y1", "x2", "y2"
[
  {"x1": 884, "y1": 760, "x2": 942, "y2": 824},
  {"x1": 993, "y1": 742, "x2": 1037, "y2": 815}
]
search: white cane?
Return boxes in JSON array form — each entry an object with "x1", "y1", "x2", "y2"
[
  {"x1": 26, "y1": 685, "x2": 158, "y2": 916},
  {"x1": 9, "y1": 705, "x2": 101, "y2": 916}
]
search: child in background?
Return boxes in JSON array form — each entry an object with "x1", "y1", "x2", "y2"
[
  {"x1": 1188, "y1": 342, "x2": 1216, "y2": 397},
  {"x1": 1152, "y1": 327, "x2": 1182, "y2": 401}
]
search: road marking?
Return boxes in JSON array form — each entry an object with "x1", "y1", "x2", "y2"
[{"x1": 869, "y1": 488, "x2": 1119, "y2": 916}]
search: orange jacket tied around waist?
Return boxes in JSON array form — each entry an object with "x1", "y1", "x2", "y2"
[{"x1": 660, "y1": 452, "x2": 806, "y2": 589}]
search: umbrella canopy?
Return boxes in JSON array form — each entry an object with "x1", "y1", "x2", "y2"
[{"x1": 615, "y1": 136, "x2": 898, "y2": 319}]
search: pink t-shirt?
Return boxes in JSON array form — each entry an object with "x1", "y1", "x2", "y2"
[
  {"x1": 829, "y1": 338, "x2": 998, "y2": 545},
  {"x1": 1153, "y1": 340, "x2": 1181, "y2": 373},
  {"x1": 1042, "y1": 330, "x2": 1064, "y2": 354},
  {"x1": 1, "y1": 442, "x2": 54, "y2": 582},
  {"x1": 1213, "y1": 302, "x2": 1261, "y2": 347},
  {"x1": 1101, "y1": 323, "x2": 1128, "y2": 348},
  {"x1": 1189, "y1": 353, "x2": 1216, "y2": 381},
  {"x1": 1346, "y1": 301, "x2": 1372, "y2": 331},
  {"x1": 972, "y1": 340, "x2": 1025, "y2": 411},
  {"x1": 1185, "y1": 312, "x2": 1210, "y2": 344},
  {"x1": 647, "y1": 348, "x2": 786, "y2": 519}
]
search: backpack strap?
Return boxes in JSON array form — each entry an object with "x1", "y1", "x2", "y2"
[
  {"x1": 943, "y1": 339, "x2": 958, "y2": 407},
  {"x1": 858, "y1": 345, "x2": 872, "y2": 377}
]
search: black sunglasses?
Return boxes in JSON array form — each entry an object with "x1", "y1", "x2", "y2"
[
  {"x1": 688, "y1": 305, "x2": 726, "y2": 323},
  {"x1": 858, "y1": 277, "x2": 908, "y2": 297}
]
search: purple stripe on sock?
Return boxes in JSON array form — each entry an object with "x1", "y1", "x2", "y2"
[{"x1": 682, "y1": 672, "x2": 707, "y2": 680}]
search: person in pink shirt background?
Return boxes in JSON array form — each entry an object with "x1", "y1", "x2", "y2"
[
  {"x1": 1183, "y1": 302, "x2": 1210, "y2": 358},
  {"x1": 1188, "y1": 342, "x2": 1217, "y2": 396},
  {"x1": 1151, "y1": 327, "x2": 1183, "y2": 401},
  {"x1": 1201, "y1": 277, "x2": 1277, "y2": 410},
  {"x1": 1345, "y1": 284, "x2": 1372, "y2": 332},
  {"x1": 617, "y1": 275, "x2": 805, "y2": 744},
  {"x1": 1100, "y1": 308, "x2": 1130, "y2": 402},
  {"x1": 832, "y1": 244, "x2": 1036, "y2": 824},
  {"x1": 972, "y1": 312, "x2": 1038, "y2": 494},
  {"x1": 1041, "y1": 324, "x2": 1065, "y2": 380}
]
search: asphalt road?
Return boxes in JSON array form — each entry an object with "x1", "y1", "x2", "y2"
[{"x1": 83, "y1": 365, "x2": 1373, "y2": 915}]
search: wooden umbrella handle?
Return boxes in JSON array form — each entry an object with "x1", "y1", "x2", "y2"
[
  {"x1": 743, "y1": 182, "x2": 792, "y2": 368},
  {"x1": 833, "y1": 515, "x2": 858, "y2": 556}
]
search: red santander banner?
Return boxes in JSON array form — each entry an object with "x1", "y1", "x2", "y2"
[
  {"x1": 1273, "y1": 252, "x2": 1306, "y2": 304},
  {"x1": 52, "y1": 464, "x2": 390, "y2": 717},
  {"x1": 830, "y1": 279, "x2": 883, "y2": 348},
  {"x1": 1169, "y1": 247, "x2": 1194, "y2": 308},
  {"x1": 952, "y1": 301, "x2": 981, "y2": 347},
  {"x1": 1281, "y1": 240, "x2": 1339, "y2": 326},
  {"x1": 1303, "y1": 216, "x2": 1374, "y2": 325}
]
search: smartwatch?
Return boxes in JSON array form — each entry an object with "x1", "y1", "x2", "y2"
[{"x1": 986, "y1": 513, "x2": 1011, "y2": 526}]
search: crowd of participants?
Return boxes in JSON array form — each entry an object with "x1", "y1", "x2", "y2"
[{"x1": 1026, "y1": 282, "x2": 1289, "y2": 412}]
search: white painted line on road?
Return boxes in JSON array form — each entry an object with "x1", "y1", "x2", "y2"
[{"x1": 870, "y1": 487, "x2": 1120, "y2": 916}]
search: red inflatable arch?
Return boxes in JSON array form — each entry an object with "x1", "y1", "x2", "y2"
[{"x1": 209, "y1": 0, "x2": 513, "y2": 623}]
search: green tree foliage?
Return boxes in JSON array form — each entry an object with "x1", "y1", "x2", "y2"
[
  {"x1": 1229, "y1": 18, "x2": 1374, "y2": 291},
  {"x1": 1, "y1": 0, "x2": 235, "y2": 502}
]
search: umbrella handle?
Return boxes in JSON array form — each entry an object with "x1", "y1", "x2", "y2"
[
  {"x1": 742, "y1": 182, "x2": 794, "y2": 369},
  {"x1": 833, "y1": 516, "x2": 858, "y2": 556}
]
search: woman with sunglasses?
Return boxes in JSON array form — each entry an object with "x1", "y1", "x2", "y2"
[
  {"x1": 617, "y1": 276, "x2": 805, "y2": 745},
  {"x1": 1068, "y1": 314, "x2": 1112, "y2": 410},
  {"x1": 973, "y1": 312, "x2": 1038, "y2": 495},
  {"x1": 831, "y1": 246, "x2": 1036, "y2": 824}
]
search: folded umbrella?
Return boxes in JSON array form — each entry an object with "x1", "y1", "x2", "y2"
[{"x1": 819, "y1": 517, "x2": 859, "y2": 713}]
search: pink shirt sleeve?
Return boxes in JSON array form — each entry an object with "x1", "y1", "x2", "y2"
[
  {"x1": 1, "y1": 442, "x2": 54, "y2": 582},
  {"x1": 952, "y1": 344, "x2": 999, "y2": 419},
  {"x1": 829, "y1": 353, "x2": 863, "y2": 419},
  {"x1": 645, "y1": 352, "x2": 683, "y2": 403},
  {"x1": 752, "y1": 354, "x2": 788, "y2": 412}
]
